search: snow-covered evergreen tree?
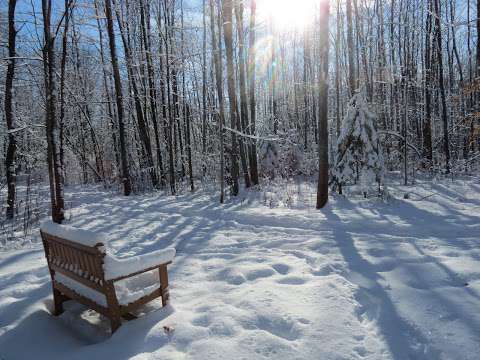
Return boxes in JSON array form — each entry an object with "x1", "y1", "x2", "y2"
[
  {"x1": 259, "y1": 141, "x2": 279, "y2": 179},
  {"x1": 332, "y1": 93, "x2": 385, "y2": 196}
]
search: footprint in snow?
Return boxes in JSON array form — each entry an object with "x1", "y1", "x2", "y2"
[
  {"x1": 245, "y1": 268, "x2": 276, "y2": 281},
  {"x1": 276, "y1": 277, "x2": 307, "y2": 285},
  {"x1": 215, "y1": 268, "x2": 246, "y2": 285},
  {"x1": 272, "y1": 263, "x2": 291, "y2": 275}
]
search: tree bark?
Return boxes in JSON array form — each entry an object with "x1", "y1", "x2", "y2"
[
  {"x1": 104, "y1": 0, "x2": 132, "y2": 195},
  {"x1": 114, "y1": 0, "x2": 158, "y2": 189},
  {"x1": 42, "y1": 0, "x2": 66, "y2": 223},
  {"x1": 4, "y1": 0, "x2": 18, "y2": 220},
  {"x1": 316, "y1": 0, "x2": 330, "y2": 209},
  {"x1": 477, "y1": 0, "x2": 480, "y2": 80},
  {"x1": 94, "y1": 0, "x2": 120, "y2": 177},
  {"x1": 346, "y1": 0, "x2": 356, "y2": 95},
  {"x1": 202, "y1": 0, "x2": 208, "y2": 176},
  {"x1": 434, "y1": 0, "x2": 451, "y2": 173},
  {"x1": 222, "y1": 0, "x2": 240, "y2": 196},
  {"x1": 234, "y1": 0, "x2": 251, "y2": 188},
  {"x1": 247, "y1": 0, "x2": 259, "y2": 185},
  {"x1": 210, "y1": 0, "x2": 226, "y2": 202},
  {"x1": 423, "y1": 0, "x2": 433, "y2": 165},
  {"x1": 140, "y1": 0, "x2": 165, "y2": 187}
]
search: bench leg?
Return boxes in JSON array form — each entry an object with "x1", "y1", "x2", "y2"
[
  {"x1": 105, "y1": 281, "x2": 122, "y2": 335},
  {"x1": 53, "y1": 288, "x2": 66, "y2": 316},
  {"x1": 110, "y1": 316, "x2": 121, "y2": 334},
  {"x1": 159, "y1": 265, "x2": 169, "y2": 307}
]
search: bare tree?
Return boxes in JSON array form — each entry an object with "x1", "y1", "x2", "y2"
[
  {"x1": 423, "y1": 0, "x2": 433, "y2": 166},
  {"x1": 316, "y1": 0, "x2": 330, "y2": 209},
  {"x1": 210, "y1": 0, "x2": 226, "y2": 202},
  {"x1": 346, "y1": 0, "x2": 356, "y2": 95},
  {"x1": 247, "y1": 0, "x2": 259, "y2": 185},
  {"x1": 235, "y1": 0, "x2": 251, "y2": 189},
  {"x1": 104, "y1": 0, "x2": 132, "y2": 195},
  {"x1": 222, "y1": 0, "x2": 240, "y2": 196},
  {"x1": 4, "y1": 0, "x2": 18, "y2": 219},
  {"x1": 42, "y1": 0, "x2": 69, "y2": 223},
  {"x1": 433, "y1": 0, "x2": 450, "y2": 173}
]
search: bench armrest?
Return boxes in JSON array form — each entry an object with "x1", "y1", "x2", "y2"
[{"x1": 104, "y1": 247, "x2": 176, "y2": 281}]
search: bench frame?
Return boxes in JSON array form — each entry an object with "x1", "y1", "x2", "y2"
[{"x1": 40, "y1": 230, "x2": 171, "y2": 334}]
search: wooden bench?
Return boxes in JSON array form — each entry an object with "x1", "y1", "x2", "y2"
[{"x1": 40, "y1": 222, "x2": 175, "y2": 334}]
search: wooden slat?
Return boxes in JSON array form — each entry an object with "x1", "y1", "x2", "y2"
[
  {"x1": 159, "y1": 265, "x2": 169, "y2": 306},
  {"x1": 110, "y1": 261, "x2": 172, "y2": 282},
  {"x1": 41, "y1": 231, "x2": 104, "y2": 254},
  {"x1": 86, "y1": 254, "x2": 96, "y2": 279},
  {"x1": 50, "y1": 241, "x2": 58, "y2": 259},
  {"x1": 68, "y1": 245, "x2": 77, "y2": 267},
  {"x1": 91, "y1": 255, "x2": 103, "y2": 278},
  {"x1": 59, "y1": 243, "x2": 68, "y2": 265},
  {"x1": 53, "y1": 242, "x2": 64, "y2": 267},
  {"x1": 120, "y1": 288, "x2": 163, "y2": 314},
  {"x1": 77, "y1": 252, "x2": 87, "y2": 277},
  {"x1": 51, "y1": 263, "x2": 105, "y2": 292},
  {"x1": 71, "y1": 246, "x2": 80, "y2": 268}
]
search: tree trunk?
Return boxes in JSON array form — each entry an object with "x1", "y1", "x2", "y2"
[
  {"x1": 114, "y1": 0, "x2": 158, "y2": 189},
  {"x1": 140, "y1": 0, "x2": 165, "y2": 187},
  {"x1": 202, "y1": 0, "x2": 208, "y2": 176},
  {"x1": 210, "y1": 0, "x2": 226, "y2": 203},
  {"x1": 58, "y1": 0, "x2": 71, "y2": 185},
  {"x1": 303, "y1": 30, "x2": 310, "y2": 150},
  {"x1": 247, "y1": 0, "x2": 259, "y2": 185},
  {"x1": 104, "y1": 0, "x2": 132, "y2": 195},
  {"x1": 160, "y1": 0, "x2": 176, "y2": 194},
  {"x1": 423, "y1": 0, "x2": 433, "y2": 165},
  {"x1": 42, "y1": 0, "x2": 66, "y2": 223},
  {"x1": 434, "y1": 0, "x2": 451, "y2": 173},
  {"x1": 222, "y1": 0, "x2": 240, "y2": 196},
  {"x1": 346, "y1": 0, "x2": 356, "y2": 95},
  {"x1": 94, "y1": 0, "x2": 120, "y2": 176},
  {"x1": 335, "y1": 0, "x2": 341, "y2": 137},
  {"x1": 234, "y1": 0, "x2": 251, "y2": 188},
  {"x1": 477, "y1": 0, "x2": 480, "y2": 81},
  {"x1": 4, "y1": 0, "x2": 18, "y2": 220},
  {"x1": 316, "y1": 0, "x2": 330, "y2": 209}
]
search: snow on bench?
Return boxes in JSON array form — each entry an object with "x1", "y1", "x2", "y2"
[{"x1": 40, "y1": 221, "x2": 175, "y2": 334}]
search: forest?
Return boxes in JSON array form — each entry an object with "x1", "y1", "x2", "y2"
[
  {"x1": 0, "y1": 0, "x2": 479, "y2": 359},
  {"x1": 0, "y1": 0, "x2": 477, "y2": 225}
]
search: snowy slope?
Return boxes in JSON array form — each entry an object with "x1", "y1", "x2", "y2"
[{"x1": 0, "y1": 177, "x2": 479, "y2": 359}]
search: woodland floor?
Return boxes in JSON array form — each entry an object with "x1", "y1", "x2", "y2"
[{"x1": 0, "y1": 176, "x2": 479, "y2": 359}]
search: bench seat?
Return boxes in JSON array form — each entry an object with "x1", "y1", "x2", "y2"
[{"x1": 54, "y1": 270, "x2": 161, "y2": 307}]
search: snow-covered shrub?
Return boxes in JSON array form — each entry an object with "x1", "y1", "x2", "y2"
[
  {"x1": 279, "y1": 130, "x2": 304, "y2": 177},
  {"x1": 332, "y1": 93, "x2": 385, "y2": 196},
  {"x1": 258, "y1": 130, "x2": 312, "y2": 179},
  {"x1": 259, "y1": 141, "x2": 279, "y2": 178},
  {"x1": 262, "y1": 190, "x2": 279, "y2": 208}
]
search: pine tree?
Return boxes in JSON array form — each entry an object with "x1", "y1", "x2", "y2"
[{"x1": 332, "y1": 93, "x2": 384, "y2": 196}]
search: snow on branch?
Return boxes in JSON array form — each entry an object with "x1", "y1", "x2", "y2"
[{"x1": 223, "y1": 126, "x2": 280, "y2": 142}]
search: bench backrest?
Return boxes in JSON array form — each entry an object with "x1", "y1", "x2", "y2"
[{"x1": 41, "y1": 231, "x2": 106, "y2": 289}]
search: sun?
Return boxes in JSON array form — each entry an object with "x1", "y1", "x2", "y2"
[{"x1": 257, "y1": 0, "x2": 319, "y2": 30}]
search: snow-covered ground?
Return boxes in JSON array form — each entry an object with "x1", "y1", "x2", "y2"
[{"x1": 1, "y1": 177, "x2": 479, "y2": 359}]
